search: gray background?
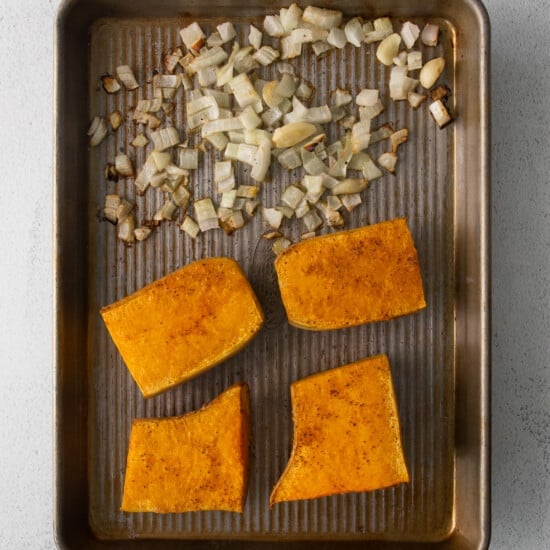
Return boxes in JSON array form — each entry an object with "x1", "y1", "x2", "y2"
[{"x1": 0, "y1": 0, "x2": 547, "y2": 548}]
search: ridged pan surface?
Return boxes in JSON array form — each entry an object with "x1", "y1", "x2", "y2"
[{"x1": 87, "y1": 16, "x2": 456, "y2": 542}]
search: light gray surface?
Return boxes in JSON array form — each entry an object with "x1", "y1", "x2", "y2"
[{"x1": 0, "y1": 0, "x2": 547, "y2": 548}]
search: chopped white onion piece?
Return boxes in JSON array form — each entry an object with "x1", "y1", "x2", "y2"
[
  {"x1": 365, "y1": 17, "x2": 392, "y2": 43},
  {"x1": 302, "y1": 6, "x2": 342, "y2": 30},
  {"x1": 172, "y1": 185, "x2": 190, "y2": 208},
  {"x1": 244, "y1": 128, "x2": 272, "y2": 145},
  {"x1": 187, "y1": 46, "x2": 228, "y2": 74},
  {"x1": 225, "y1": 210, "x2": 245, "y2": 231},
  {"x1": 228, "y1": 73, "x2": 261, "y2": 108},
  {"x1": 345, "y1": 17, "x2": 364, "y2": 47},
  {"x1": 263, "y1": 207, "x2": 283, "y2": 229},
  {"x1": 301, "y1": 149, "x2": 327, "y2": 175},
  {"x1": 326, "y1": 195, "x2": 343, "y2": 211},
  {"x1": 291, "y1": 27, "x2": 328, "y2": 44},
  {"x1": 134, "y1": 155, "x2": 158, "y2": 193},
  {"x1": 217, "y1": 174, "x2": 236, "y2": 193},
  {"x1": 245, "y1": 199, "x2": 260, "y2": 216},
  {"x1": 235, "y1": 143, "x2": 258, "y2": 165},
  {"x1": 218, "y1": 207, "x2": 234, "y2": 221},
  {"x1": 250, "y1": 138, "x2": 271, "y2": 182},
  {"x1": 207, "y1": 32, "x2": 224, "y2": 48},
  {"x1": 327, "y1": 27, "x2": 347, "y2": 49},
  {"x1": 101, "y1": 74, "x2": 121, "y2": 94},
  {"x1": 390, "y1": 65, "x2": 419, "y2": 101},
  {"x1": 301, "y1": 231, "x2": 316, "y2": 240},
  {"x1": 178, "y1": 148, "x2": 199, "y2": 170},
  {"x1": 302, "y1": 174, "x2": 324, "y2": 203},
  {"x1": 408, "y1": 91, "x2": 427, "y2": 109},
  {"x1": 421, "y1": 23, "x2": 440, "y2": 47},
  {"x1": 201, "y1": 117, "x2": 243, "y2": 137},
  {"x1": 272, "y1": 237, "x2": 292, "y2": 256},
  {"x1": 401, "y1": 21, "x2": 420, "y2": 49},
  {"x1": 280, "y1": 3, "x2": 303, "y2": 33},
  {"x1": 115, "y1": 154, "x2": 134, "y2": 177},
  {"x1": 108, "y1": 112, "x2": 123, "y2": 133},
  {"x1": 118, "y1": 215, "x2": 135, "y2": 243},
  {"x1": 236, "y1": 185, "x2": 259, "y2": 199},
  {"x1": 263, "y1": 230, "x2": 283, "y2": 240},
  {"x1": 88, "y1": 116, "x2": 108, "y2": 147},
  {"x1": 294, "y1": 198, "x2": 310, "y2": 218},
  {"x1": 281, "y1": 35, "x2": 303, "y2": 59},
  {"x1": 220, "y1": 190, "x2": 237, "y2": 208},
  {"x1": 134, "y1": 227, "x2": 152, "y2": 241},
  {"x1": 276, "y1": 205, "x2": 295, "y2": 219},
  {"x1": 331, "y1": 88, "x2": 352, "y2": 108},
  {"x1": 154, "y1": 74, "x2": 180, "y2": 90},
  {"x1": 233, "y1": 198, "x2": 248, "y2": 211},
  {"x1": 376, "y1": 33, "x2": 402, "y2": 66},
  {"x1": 374, "y1": 17, "x2": 393, "y2": 33},
  {"x1": 151, "y1": 127, "x2": 180, "y2": 151},
  {"x1": 116, "y1": 199, "x2": 134, "y2": 223},
  {"x1": 331, "y1": 178, "x2": 368, "y2": 195},
  {"x1": 390, "y1": 128, "x2": 409, "y2": 153},
  {"x1": 317, "y1": 201, "x2": 344, "y2": 227},
  {"x1": 186, "y1": 95, "x2": 219, "y2": 129},
  {"x1": 194, "y1": 198, "x2": 219, "y2": 231},
  {"x1": 151, "y1": 151, "x2": 172, "y2": 171},
  {"x1": 275, "y1": 74, "x2": 298, "y2": 99},
  {"x1": 248, "y1": 24, "x2": 262, "y2": 50},
  {"x1": 203, "y1": 88, "x2": 232, "y2": 109},
  {"x1": 320, "y1": 173, "x2": 341, "y2": 190},
  {"x1": 341, "y1": 193, "x2": 362, "y2": 212},
  {"x1": 181, "y1": 73, "x2": 193, "y2": 90},
  {"x1": 311, "y1": 40, "x2": 332, "y2": 56},
  {"x1": 419, "y1": 57, "x2": 445, "y2": 89},
  {"x1": 302, "y1": 210, "x2": 323, "y2": 232},
  {"x1": 408, "y1": 51, "x2": 423, "y2": 71},
  {"x1": 429, "y1": 99, "x2": 452, "y2": 128},
  {"x1": 180, "y1": 22, "x2": 206, "y2": 53},
  {"x1": 263, "y1": 15, "x2": 285, "y2": 37},
  {"x1": 224, "y1": 143, "x2": 240, "y2": 161},
  {"x1": 131, "y1": 133, "x2": 148, "y2": 148},
  {"x1": 206, "y1": 132, "x2": 229, "y2": 151},
  {"x1": 359, "y1": 99, "x2": 384, "y2": 122},
  {"x1": 364, "y1": 29, "x2": 392, "y2": 44},
  {"x1": 277, "y1": 147, "x2": 302, "y2": 169},
  {"x1": 116, "y1": 65, "x2": 139, "y2": 90},
  {"x1": 378, "y1": 152, "x2": 398, "y2": 173},
  {"x1": 356, "y1": 88, "x2": 379, "y2": 107},
  {"x1": 104, "y1": 194, "x2": 121, "y2": 224},
  {"x1": 262, "y1": 107, "x2": 283, "y2": 128},
  {"x1": 282, "y1": 185, "x2": 306, "y2": 209},
  {"x1": 228, "y1": 129, "x2": 245, "y2": 143},
  {"x1": 214, "y1": 160, "x2": 233, "y2": 183},
  {"x1": 234, "y1": 49, "x2": 260, "y2": 74},
  {"x1": 181, "y1": 216, "x2": 200, "y2": 238},
  {"x1": 295, "y1": 80, "x2": 314, "y2": 101},
  {"x1": 393, "y1": 51, "x2": 408, "y2": 66},
  {"x1": 154, "y1": 199, "x2": 177, "y2": 221},
  {"x1": 348, "y1": 151, "x2": 371, "y2": 170},
  {"x1": 217, "y1": 22, "x2": 237, "y2": 43},
  {"x1": 197, "y1": 67, "x2": 217, "y2": 87},
  {"x1": 253, "y1": 46, "x2": 280, "y2": 66},
  {"x1": 351, "y1": 121, "x2": 371, "y2": 153},
  {"x1": 304, "y1": 105, "x2": 332, "y2": 124}
]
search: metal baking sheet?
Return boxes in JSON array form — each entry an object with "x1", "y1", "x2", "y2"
[{"x1": 54, "y1": 0, "x2": 490, "y2": 547}]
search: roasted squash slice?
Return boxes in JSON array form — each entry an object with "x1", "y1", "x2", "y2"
[
  {"x1": 121, "y1": 383, "x2": 250, "y2": 513},
  {"x1": 100, "y1": 257, "x2": 264, "y2": 397},
  {"x1": 274, "y1": 218, "x2": 426, "y2": 330},
  {"x1": 270, "y1": 355, "x2": 409, "y2": 505}
]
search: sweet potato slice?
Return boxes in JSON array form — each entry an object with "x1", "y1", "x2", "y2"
[
  {"x1": 121, "y1": 383, "x2": 250, "y2": 513},
  {"x1": 100, "y1": 257, "x2": 264, "y2": 397},
  {"x1": 270, "y1": 355, "x2": 409, "y2": 505},
  {"x1": 274, "y1": 218, "x2": 426, "y2": 330}
]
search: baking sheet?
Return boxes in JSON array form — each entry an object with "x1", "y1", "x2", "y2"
[{"x1": 54, "y1": 1, "x2": 490, "y2": 548}]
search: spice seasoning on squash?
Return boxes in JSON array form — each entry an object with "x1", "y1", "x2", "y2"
[
  {"x1": 274, "y1": 218, "x2": 426, "y2": 330},
  {"x1": 270, "y1": 354, "x2": 409, "y2": 505},
  {"x1": 121, "y1": 383, "x2": 250, "y2": 513},
  {"x1": 100, "y1": 257, "x2": 264, "y2": 397}
]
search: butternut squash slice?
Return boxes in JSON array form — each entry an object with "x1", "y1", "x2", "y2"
[
  {"x1": 100, "y1": 257, "x2": 264, "y2": 397},
  {"x1": 270, "y1": 355, "x2": 409, "y2": 505},
  {"x1": 121, "y1": 383, "x2": 250, "y2": 513},
  {"x1": 274, "y1": 218, "x2": 426, "y2": 330}
]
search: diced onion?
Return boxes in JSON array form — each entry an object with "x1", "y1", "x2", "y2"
[
  {"x1": 154, "y1": 199, "x2": 177, "y2": 221},
  {"x1": 253, "y1": 46, "x2": 280, "y2": 67},
  {"x1": 109, "y1": 110, "x2": 123, "y2": 130},
  {"x1": 178, "y1": 148, "x2": 199, "y2": 170},
  {"x1": 151, "y1": 127, "x2": 180, "y2": 151},
  {"x1": 281, "y1": 35, "x2": 303, "y2": 59},
  {"x1": 118, "y1": 215, "x2": 135, "y2": 243},
  {"x1": 378, "y1": 152, "x2": 398, "y2": 173},
  {"x1": 248, "y1": 25, "x2": 262, "y2": 50},
  {"x1": 88, "y1": 116, "x2": 108, "y2": 147},
  {"x1": 272, "y1": 237, "x2": 292, "y2": 255},
  {"x1": 181, "y1": 216, "x2": 200, "y2": 238},
  {"x1": 282, "y1": 185, "x2": 306, "y2": 209},
  {"x1": 302, "y1": 210, "x2": 323, "y2": 232},
  {"x1": 134, "y1": 227, "x2": 152, "y2": 241},
  {"x1": 115, "y1": 154, "x2": 134, "y2": 177},
  {"x1": 408, "y1": 92, "x2": 427, "y2": 109},
  {"x1": 263, "y1": 207, "x2": 283, "y2": 229},
  {"x1": 341, "y1": 193, "x2": 363, "y2": 212},
  {"x1": 115, "y1": 65, "x2": 139, "y2": 90},
  {"x1": 421, "y1": 23, "x2": 439, "y2": 47},
  {"x1": 311, "y1": 40, "x2": 332, "y2": 56},
  {"x1": 302, "y1": 6, "x2": 343, "y2": 30},
  {"x1": 401, "y1": 21, "x2": 420, "y2": 49},
  {"x1": 101, "y1": 75, "x2": 121, "y2": 94},
  {"x1": 220, "y1": 190, "x2": 237, "y2": 208},
  {"x1": 345, "y1": 17, "x2": 364, "y2": 47},
  {"x1": 180, "y1": 22, "x2": 205, "y2": 52},
  {"x1": 104, "y1": 194, "x2": 121, "y2": 224},
  {"x1": 331, "y1": 88, "x2": 352, "y2": 108},
  {"x1": 217, "y1": 22, "x2": 237, "y2": 43},
  {"x1": 356, "y1": 88, "x2": 379, "y2": 107},
  {"x1": 206, "y1": 132, "x2": 229, "y2": 151},
  {"x1": 236, "y1": 185, "x2": 260, "y2": 199},
  {"x1": 331, "y1": 178, "x2": 368, "y2": 195},
  {"x1": 172, "y1": 185, "x2": 190, "y2": 208},
  {"x1": 263, "y1": 15, "x2": 285, "y2": 37},
  {"x1": 407, "y1": 51, "x2": 423, "y2": 71},
  {"x1": 194, "y1": 197, "x2": 219, "y2": 231},
  {"x1": 228, "y1": 73, "x2": 261, "y2": 108},
  {"x1": 429, "y1": 99, "x2": 452, "y2": 128},
  {"x1": 280, "y1": 3, "x2": 303, "y2": 33},
  {"x1": 327, "y1": 27, "x2": 347, "y2": 49},
  {"x1": 390, "y1": 128, "x2": 409, "y2": 153}
]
